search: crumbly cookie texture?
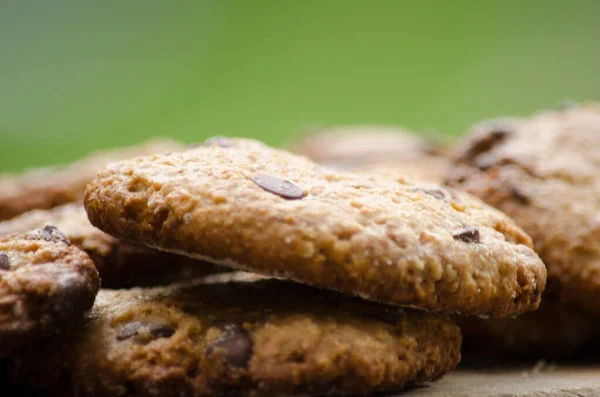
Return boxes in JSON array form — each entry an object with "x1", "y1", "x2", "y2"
[
  {"x1": 0, "y1": 203, "x2": 225, "y2": 288},
  {"x1": 85, "y1": 137, "x2": 546, "y2": 317},
  {"x1": 290, "y1": 125, "x2": 451, "y2": 182},
  {"x1": 445, "y1": 103, "x2": 600, "y2": 316},
  {"x1": 6, "y1": 272, "x2": 462, "y2": 397},
  {"x1": 0, "y1": 227, "x2": 99, "y2": 356},
  {"x1": 456, "y1": 297, "x2": 592, "y2": 358},
  {"x1": 0, "y1": 138, "x2": 185, "y2": 221}
]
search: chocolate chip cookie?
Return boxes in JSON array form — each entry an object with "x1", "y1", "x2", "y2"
[
  {"x1": 446, "y1": 103, "x2": 600, "y2": 316},
  {"x1": 456, "y1": 297, "x2": 593, "y2": 358},
  {"x1": 0, "y1": 138, "x2": 185, "y2": 221},
  {"x1": 0, "y1": 227, "x2": 99, "y2": 356},
  {"x1": 6, "y1": 272, "x2": 461, "y2": 396},
  {"x1": 290, "y1": 125, "x2": 451, "y2": 182},
  {"x1": 85, "y1": 137, "x2": 546, "y2": 317},
  {"x1": 0, "y1": 203, "x2": 225, "y2": 288}
]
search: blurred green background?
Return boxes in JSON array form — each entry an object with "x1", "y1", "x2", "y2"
[{"x1": 1, "y1": 0, "x2": 599, "y2": 171}]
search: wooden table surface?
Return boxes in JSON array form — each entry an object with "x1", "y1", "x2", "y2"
[{"x1": 401, "y1": 363, "x2": 600, "y2": 397}]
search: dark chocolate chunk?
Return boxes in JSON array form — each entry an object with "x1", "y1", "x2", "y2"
[
  {"x1": 458, "y1": 119, "x2": 517, "y2": 163},
  {"x1": 452, "y1": 227, "x2": 481, "y2": 243},
  {"x1": 251, "y1": 174, "x2": 304, "y2": 200},
  {"x1": 117, "y1": 321, "x2": 175, "y2": 342},
  {"x1": 489, "y1": 129, "x2": 509, "y2": 140},
  {"x1": 509, "y1": 186, "x2": 531, "y2": 205},
  {"x1": 206, "y1": 328, "x2": 253, "y2": 369},
  {"x1": 467, "y1": 128, "x2": 509, "y2": 159},
  {"x1": 0, "y1": 253, "x2": 9, "y2": 270}
]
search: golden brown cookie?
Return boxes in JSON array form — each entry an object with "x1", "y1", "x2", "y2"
[
  {"x1": 290, "y1": 125, "x2": 451, "y2": 182},
  {"x1": 0, "y1": 203, "x2": 225, "y2": 288},
  {"x1": 446, "y1": 103, "x2": 600, "y2": 316},
  {"x1": 0, "y1": 138, "x2": 185, "y2": 221},
  {"x1": 0, "y1": 227, "x2": 99, "y2": 356},
  {"x1": 6, "y1": 272, "x2": 461, "y2": 396},
  {"x1": 456, "y1": 297, "x2": 592, "y2": 358},
  {"x1": 85, "y1": 137, "x2": 546, "y2": 317}
]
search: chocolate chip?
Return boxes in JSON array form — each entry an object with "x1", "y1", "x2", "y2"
[
  {"x1": 452, "y1": 227, "x2": 480, "y2": 243},
  {"x1": 41, "y1": 225, "x2": 70, "y2": 245},
  {"x1": 458, "y1": 119, "x2": 517, "y2": 163},
  {"x1": 509, "y1": 186, "x2": 530, "y2": 205},
  {"x1": 251, "y1": 174, "x2": 304, "y2": 200},
  {"x1": 0, "y1": 254, "x2": 9, "y2": 270},
  {"x1": 490, "y1": 129, "x2": 509, "y2": 140},
  {"x1": 473, "y1": 126, "x2": 510, "y2": 151},
  {"x1": 117, "y1": 321, "x2": 175, "y2": 342},
  {"x1": 206, "y1": 331, "x2": 253, "y2": 369}
]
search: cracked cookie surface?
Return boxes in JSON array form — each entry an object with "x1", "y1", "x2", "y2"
[
  {"x1": 0, "y1": 203, "x2": 225, "y2": 288},
  {"x1": 0, "y1": 138, "x2": 185, "y2": 221},
  {"x1": 85, "y1": 137, "x2": 545, "y2": 317},
  {"x1": 6, "y1": 272, "x2": 461, "y2": 397},
  {"x1": 0, "y1": 227, "x2": 99, "y2": 356},
  {"x1": 446, "y1": 104, "x2": 600, "y2": 316}
]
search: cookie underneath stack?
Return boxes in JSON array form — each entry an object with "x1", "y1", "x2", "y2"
[{"x1": 7, "y1": 273, "x2": 461, "y2": 396}]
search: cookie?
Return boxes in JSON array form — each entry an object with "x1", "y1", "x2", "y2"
[
  {"x1": 0, "y1": 227, "x2": 99, "y2": 356},
  {"x1": 0, "y1": 138, "x2": 185, "y2": 221},
  {"x1": 6, "y1": 272, "x2": 461, "y2": 396},
  {"x1": 456, "y1": 297, "x2": 593, "y2": 358},
  {"x1": 85, "y1": 137, "x2": 546, "y2": 317},
  {"x1": 0, "y1": 203, "x2": 225, "y2": 288},
  {"x1": 290, "y1": 125, "x2": 451, "y2": 182},
  {"x1": 445, "y1": 103, "x2": 600, "y2": 315}
]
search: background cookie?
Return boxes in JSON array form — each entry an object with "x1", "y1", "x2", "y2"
[
  {"x1": 85, "y1": 137, "x2": 546, "y2": 317},
  {"x1": 455, "y1": 297, "x2": 592, "y2": 359},
  {"x1": 6, "y1": 272, "x2": 461, "y2": 397},
  {"x1": 0, "y1": 226, "x2": 99, "y2": 356},
  {"x1": 0, "y1": 203, "x2": 225, "y2": 288},
  {"x1": 0, "y1": 138, "x2": 185, "y2": 221},
  {"x1": 290, "y1": 125, "x2": 451, "y2": 182},
  {"x1": 445, "y1": 103, "x2": 600, "y2": 316}
]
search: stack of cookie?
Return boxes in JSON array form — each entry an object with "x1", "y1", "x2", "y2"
[{"x1": 0, "y1": 135, "x2": 548, "y2": 396}]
